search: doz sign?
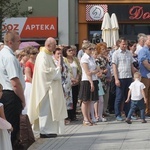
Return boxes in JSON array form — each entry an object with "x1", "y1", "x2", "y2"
[
  {"x1": 2, "y1": 17, "x2": 58, "y2": 38},
  {"x1": 2, "y1": 24, "x2": 19, "y2": 31}
]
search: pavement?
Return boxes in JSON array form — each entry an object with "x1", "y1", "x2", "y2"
[{"x1": 28, "y1": 111, "x2": 150, "y2": 150}]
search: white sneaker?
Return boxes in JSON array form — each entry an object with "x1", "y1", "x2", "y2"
[{"x1": 99, "y1": 117, "x2": 107, "y2": 122}]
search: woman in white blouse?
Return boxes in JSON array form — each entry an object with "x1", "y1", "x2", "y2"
[{"x1": 78, "y1": 42, "x2": 100, "y2": 126}]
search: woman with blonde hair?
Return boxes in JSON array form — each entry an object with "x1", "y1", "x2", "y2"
[
  {"x1": 16, "y1": 49, "x2": 30, "y2": 74},
  {"x1": 78, "y1": 42, "x2": 99, "y2": 126},
  {"x1": 23, "y1": 46, "x2": 39, "y2": 114}
]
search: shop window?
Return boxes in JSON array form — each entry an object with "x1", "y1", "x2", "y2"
[
  {"x1": 88, "y1": 24, "x2": 101, "y2": 42},
  {"x1": 119, "y1": 24, "x2": 150, "y2": 40},
  {"x1": 88, "y1": 23, "x2": 150, "y2": 42}
]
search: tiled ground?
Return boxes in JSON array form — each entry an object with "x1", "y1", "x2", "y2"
[{"x1": 28, "y1": 112, "x2": 150, "y2": 150}]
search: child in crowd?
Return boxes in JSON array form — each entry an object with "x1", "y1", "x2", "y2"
[
  {"x1": 125, "y1": 72, "x2": 147, "y2": 124},
  {"x1": 91, "y1": 49, "x2": 107, "y2": 122},
  {"x1": 0, "y1": 84, "x2": 13, "y2": 150}
]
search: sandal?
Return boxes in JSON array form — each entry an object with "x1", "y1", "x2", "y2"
[
  {"x1": 95, "y1": 116, "x2": 99, "y2": 122},
  {"x1": 83, "y1": 120, "x2": 93, "y2": 126},
  {"x1": 65, "y1": 119, "x2": 71, "y2": 125}
]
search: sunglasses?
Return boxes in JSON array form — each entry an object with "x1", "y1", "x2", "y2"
[
  {"x1": 88, "y1": 48, "x2": 93, "y2": 51},
  {"x1": 32, "y1": 52, "x2": 38, "y2": 55},
  {"x1": 68, "y1": 49, "x2": 73, "y2": 52}
]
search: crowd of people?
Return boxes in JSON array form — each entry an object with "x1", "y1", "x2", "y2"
[{"x1": 0, "y1": 30, "x2": 150, "y2": 149}]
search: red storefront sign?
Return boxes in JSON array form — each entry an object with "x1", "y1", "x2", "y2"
[{"x1": 2, "y1": 17, "x2": 58, "y2": 38}]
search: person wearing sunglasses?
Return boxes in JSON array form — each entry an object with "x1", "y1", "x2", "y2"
[
  {"x1": 63, "y1": 46, "x2": 82, "y2": 122},
  {"x1": 23, "y1": 46, "x2": 39, "y2": 114},
  {"x1": 78, "y1": 42, "x2": 99, "y2": 126}
]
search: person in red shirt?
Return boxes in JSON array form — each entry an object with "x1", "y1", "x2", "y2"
[{"x1": 23, "y1": 46, "x2": 39, "y2": 114}]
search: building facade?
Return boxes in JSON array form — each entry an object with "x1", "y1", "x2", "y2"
[
  {"x1": 78, "y1": 0, "x2": 150, "y2": 48},
  {"x1": 3, "y1": 0, "x2": 150, "y2": 48},
  {"x1": 3, "y1": 0, "x2": 78, "y2": 46}
]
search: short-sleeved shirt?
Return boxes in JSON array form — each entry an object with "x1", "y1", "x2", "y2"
[
  {"x1": 112, "y1": 48, "x2": 133, "y2": 79},
  {"x1": 80, "y1": 53, "x2": 97, "y2": 81},
  {"x1": 129, "y1": 79, "x2": 145, "y2": 100},
  {"x1": 25, "y1": 61, "x2": 35, "y2": 82},
  {"x1": 138, "y1": 46, "x2": 150, "y2": 78},
  {"x1": 135, "y1": 44, "x2": 143, "y2": 55},
  {"x1": 0, "y1": 45, "x2": 25, "y2": 90}
]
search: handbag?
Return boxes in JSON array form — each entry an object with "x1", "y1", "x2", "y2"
[{"x1": 16, "y1": 114, "x2": 35, "y2": 150}]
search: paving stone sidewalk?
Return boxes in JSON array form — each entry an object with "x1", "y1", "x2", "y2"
[{"x1": 28, "y1": 112, "x2": 150, "y2": 150}]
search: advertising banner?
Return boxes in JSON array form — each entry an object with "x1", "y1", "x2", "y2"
[
  {"x1": 108, "y1": 4, "x2": 150, "y2": 21},
  {"x1": 2, "y1": 17, "x2": 58, "y2": 38},
  {"x1": 86, "y1": 4, "x2": 149, "y2": 22}
]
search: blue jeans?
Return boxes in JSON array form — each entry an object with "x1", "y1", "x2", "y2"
[
  {"x1": 115, "y1": 78, "x2": 132, "y2": 117},
  {"x1": 127, "y1": 99, "x2": 145, "y2": 120}
]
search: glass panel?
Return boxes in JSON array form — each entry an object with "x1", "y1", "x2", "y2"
[
  {"x1": 119, "y1": 24, "x2": 150, "y2": 40},
  {"x1": 88, "y1": 24, "x2": 101, "y2": 42},
  {"x1": 88, "y1": 23, "x2": 150, "y2": 41}
]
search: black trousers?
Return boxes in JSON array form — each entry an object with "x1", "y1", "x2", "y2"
[
  {"x1": 68, "y1": 85, "x2": 79, "y2": 120},
  {"x1": 108, "y1": 76, "x2": 116, "y2": 112},
  {"x1": 0, "y1": 90, "x2": 22, "y2": 146}
]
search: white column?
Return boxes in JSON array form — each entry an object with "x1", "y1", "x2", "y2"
[{"x1": 58, "y1": 0, "x2": 69, "y2": 45}]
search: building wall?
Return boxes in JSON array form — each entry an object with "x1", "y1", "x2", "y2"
[
  {"x1": 18, "y1": 0, "x2": 58, "y2": 16},
  {"x1": 12, "y1": 0, "x2": 78, "y2": 46},
  {"x1": 79, "y1": 0, "x2": 149, "y2": 4}
]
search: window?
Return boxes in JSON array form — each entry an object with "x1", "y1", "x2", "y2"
[
  {"x1": 119, "y1": 24, "x2": 150, "y2": 40},
  {"x1": 88, "y1": 23, "x2": 150, "y2": 41}
]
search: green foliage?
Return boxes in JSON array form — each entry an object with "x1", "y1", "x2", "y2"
[
  {"x1": 0, "y1": 0, "x2": 28, "y2": 41},
  {"x1": 0, "y1": 0, "x2": 28, "y2": 18}
]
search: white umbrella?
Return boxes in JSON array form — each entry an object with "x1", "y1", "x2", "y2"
[
  {"x1": 101, "y1": 12, "x2": 112, "y2": 47},
  {"x1": 111, "y1": 13, "x2": 119, "y2": 46}
]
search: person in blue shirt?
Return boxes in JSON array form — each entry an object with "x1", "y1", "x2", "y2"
[{"x1": 138, "y1": 35, "x2": 150, "y2": 117}]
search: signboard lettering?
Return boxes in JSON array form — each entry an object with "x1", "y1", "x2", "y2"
[
  {"x1": 106, "y1": 4, "x2": 149, "y2": 21},
  {"x1": 25, "y1": 24, "x2": 55, "y2": 30},
  {"x1": 2, "y1": 17, "x2": 58, "y2": 38},
  {"x1": 129, "y1": 6, "x2": 150, "y2": 20},
  {"x1": 2, "y1": 24, "x2": 19, "y2": 31}
]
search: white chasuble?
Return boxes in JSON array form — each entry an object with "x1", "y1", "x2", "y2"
[{"x1": 27, "y1": 48, "x2": 68, "y2": 134}]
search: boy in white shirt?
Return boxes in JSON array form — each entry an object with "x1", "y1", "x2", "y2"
[{"x1": 125, "y1": 72, "x2": 147, "y2": 124}]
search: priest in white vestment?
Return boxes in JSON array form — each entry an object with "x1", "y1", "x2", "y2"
[{"x1": 27, "y1": 37, "x2": 68, "y2": 138}]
